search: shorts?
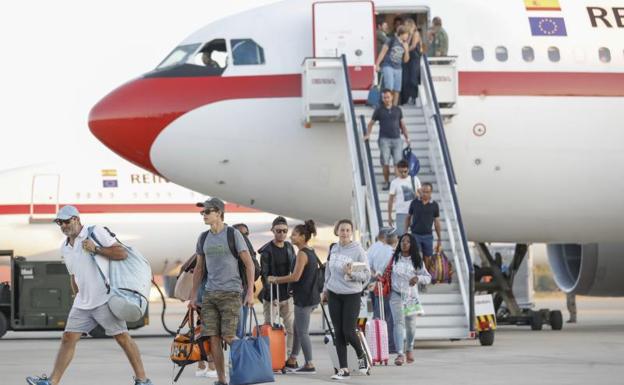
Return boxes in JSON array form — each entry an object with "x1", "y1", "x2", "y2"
[
  {"x1": 414, "y1": 233, "x2": 434, "y2": 257},
  {"x1": 382, "y1": 65, "x2": 402, "y2": 92},
  {"x1": 201, "y1": 290, "x2": 242, "y2": 338},
  {"x1": 65, "y1": 303, "x2": 127, "y2": 336},
  {"x1": 378, "y1": 137, "x2": 403, "y2": 166}
]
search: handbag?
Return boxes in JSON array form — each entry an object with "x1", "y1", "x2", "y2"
[
  {"x1": 402, "y1": 293, "x2": 425, "y2": 317},
  {"x1": 375, "y1": 258, "x2": 394, "y2": 297},
  {"x1": 170, "y1": 309, "x2": 211, "y2": 382},
  {"x1": 174, "y1": 254, "x2": 198, "y2": 301},
  {"x1": 366, "y1": 74, "x2": 383, "y2": 107},
  {"x1": 229, "y1": 307, "x2": 275, "y2": 385},
  {"x1": 402, "y1": 145, "x2": 421, "y2": 177}
]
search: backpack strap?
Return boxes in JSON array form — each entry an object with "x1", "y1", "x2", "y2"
[{"x1": 87, "y1": 226, "x2": 111, "y2": 294}]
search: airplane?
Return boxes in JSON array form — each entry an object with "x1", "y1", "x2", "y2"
[
  {"x1": 0, "y1": 158, "x2": 275, "y2": 284},
  {"x1": 87, "y1": 0, "x2": 624, "y2": 298}
]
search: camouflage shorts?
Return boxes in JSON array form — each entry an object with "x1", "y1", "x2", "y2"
[{"x1": 201, "y1": 291, "x2": 241, "y2": 338}]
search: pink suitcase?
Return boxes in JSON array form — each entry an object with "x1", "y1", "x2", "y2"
[{"x1": 365, "y1": 283, "x2": 389, "y2": 366}]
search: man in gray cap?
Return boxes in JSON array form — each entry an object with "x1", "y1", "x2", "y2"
[
  {"x1": 189, "y1": 197, "x2": 256, "y2": 385},
  {"x1": 27, "y1": 206, "x2": 154, "y2": 385}
]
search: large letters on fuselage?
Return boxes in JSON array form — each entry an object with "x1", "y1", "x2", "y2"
[{"x1": 587, "y1": 6, "x2": 624, "y2": 27}]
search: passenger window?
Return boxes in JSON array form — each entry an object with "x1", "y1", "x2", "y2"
[
  {"x1": 522, "y1": 46, "x2": 535, "y2": 62},
  {"x1": 194, "y1": 39, "x2": 228, "y2": 69},
  {"x1": 548, "y1": 47, "x2": 560, "y2": 62},
  {"x1": 599, "y1": 47, "x2": 611, "y2": 63},
  {"x1": 231, "y1": 39, "x2": 265, "y2": 65},
  {"x1": 495, "y1": 46, "x2": 508, "y2": 62},
  {"x1": 471, "y1": 46, "x2": 484, "y2": 62}
]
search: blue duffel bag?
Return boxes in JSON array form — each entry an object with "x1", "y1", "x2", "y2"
[{"x1": 229, "y1": 308, "x2": 274, "y2": 385}]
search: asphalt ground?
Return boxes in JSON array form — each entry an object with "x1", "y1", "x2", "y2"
[{"x1": 2, "y1": 294, "x2": 623, "y2": 385}]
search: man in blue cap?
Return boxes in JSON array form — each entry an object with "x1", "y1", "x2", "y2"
[{"x1": 27, "y1": 206, "x2": 154, "y2": 385}]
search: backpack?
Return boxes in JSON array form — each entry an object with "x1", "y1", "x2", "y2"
[
  {"x1": 87, "y1": 226, "x2": 152, "y2": 322},
  {"x1": 170, "y1": 309, "x2": 211, "y2": 382},
  {"x1": 198, "y1": 226, "x2": 261, "y2": 288}
]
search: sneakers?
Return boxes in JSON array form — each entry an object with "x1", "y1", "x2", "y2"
[
  {"x1": 285, "y1": 360, "x2": 299, "y2": 371},
  {"x1": 394, "y1": 354, "x2": 405, "y2": 366},
  {"x1": 382, "y1": 182, "x2": 390, "y2": 191},
  {"x1": 331, "y1": 369, "x2": 350, "y2": 380},
  {"x1": 26, "y1": 375, "x2": 52, "y2": 385},
  {"x1": 293, "y1": 366, "x2": 316, "y2": 375},
  {"x1": 358, "y1": 356, "x2": 370, "y2": 374},
  {"x1": 196, "y1": 368, "x2": 218, "y2": 378},
  {"x1": 133, "y1": 378, "x2": 154, "y2": 385}
]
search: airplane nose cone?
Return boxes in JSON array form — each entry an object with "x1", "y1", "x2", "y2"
[{"x1": 88, "y1": 77, "x2": 186, "y2": 174}]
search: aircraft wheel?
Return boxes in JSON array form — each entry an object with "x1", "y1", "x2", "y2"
[
  {"x1": 478, "y1": 329, "x2": 495, "y2": 346},
  {"x1": 0, "y1": 312, "x2": 8, "y2": 338},
  {"x1": 530, "y1": 311, "x2": 543, "y2": 331},
  {"x1": 549, "y1": 310, "x2": 563, "y2": 330}
]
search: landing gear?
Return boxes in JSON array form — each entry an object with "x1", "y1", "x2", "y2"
[{"x1": 475, "y1": 243, "x2": 564, "y2": 331}]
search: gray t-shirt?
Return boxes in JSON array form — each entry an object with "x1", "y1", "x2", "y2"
[
  {"x1": 196, "y1": 226, "x2": 248, "y2": 293},
  {"x1": 372, "y1": 105, "x2": 403, "y2": 139}
]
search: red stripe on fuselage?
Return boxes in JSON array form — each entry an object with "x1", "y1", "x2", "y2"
[
  {"x1": 89, "y1": 70, "x2": 624, "y2": 177},
  {"x1": 0, "y1": 203, "x2": 258, "y2": 215},
  {"x1": 458, "y1": 72, "x2": 624, "y2": 97}
]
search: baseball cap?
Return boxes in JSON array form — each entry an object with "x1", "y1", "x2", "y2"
[
  {"x1": 196, "y1": 197, "x2": 225, "y2": 212},
  {"x1": 56, "y1": 205, "x2": 80, "y2": 220}
]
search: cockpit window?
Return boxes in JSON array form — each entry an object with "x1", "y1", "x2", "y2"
[
  {"x1": 194, "y1": 39, "x2": 228, "y2": 69},
  {"x1": 156, "y1": 44, "x2": 200, "y2": 69},
  {"x1": 231, "y1": 39, "x2": 265, "y2": 65}
]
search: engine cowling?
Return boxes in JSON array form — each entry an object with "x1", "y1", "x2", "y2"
[{"x1": 547, "y1": 243, "x2": 624, "y2": 296}]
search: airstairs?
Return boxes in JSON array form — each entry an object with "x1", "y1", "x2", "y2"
[{"x1": 302, "y1": 55, "x2": 475, "y2": 340}]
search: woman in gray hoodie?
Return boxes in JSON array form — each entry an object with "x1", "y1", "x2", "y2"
[{"x1": 323, "y1": 219, "x2": 371, "y2": 380}]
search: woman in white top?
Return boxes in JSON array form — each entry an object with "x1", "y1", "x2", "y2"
[{"x1": 388, "y1": 233, "x2": 431, "y2": 366}]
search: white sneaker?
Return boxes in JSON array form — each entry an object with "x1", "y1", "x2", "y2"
[
  {"x1": 203, "y1": 370, "x2": 217, "y2": 378},
  {"x1": 195, "y1": 368, "x2": 208, "y2": 377},
  {"x1": 331, "y1": 369, "x2": 350, "y2": 380}
]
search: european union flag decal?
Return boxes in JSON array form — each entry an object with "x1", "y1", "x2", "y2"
[
  {"x1": 103, "y1": 180, "x2": 118, "y2": 188},
  {"x1": 529, "y1": 17, "x2": 567, "y2": 36}
]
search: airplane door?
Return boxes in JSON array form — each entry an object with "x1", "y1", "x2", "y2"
[
  {"x1": 313, "y1": 1, "x2": 375, "y2": 91},
  {"x1": 30, "y1": 174, "x2": 60, "y2": 223}
]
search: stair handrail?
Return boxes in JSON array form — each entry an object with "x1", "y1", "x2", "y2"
[
  {"x1": 421, "y1": 55, "x2": 475, "y2": 331},
  {"x1": 359, "y1": 115, "x2": 383, "y2": 231}
]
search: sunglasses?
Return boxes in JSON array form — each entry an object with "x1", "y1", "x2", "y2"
[
  {"x1": 200, "y1": 208, "x2": 219, "y2": 215},
  {"x1": 55, "y1": 218, "x2": 73, "y2": 226},
  {"x1": 274, "y1": 229, "x2": 288, "y2": 234}
]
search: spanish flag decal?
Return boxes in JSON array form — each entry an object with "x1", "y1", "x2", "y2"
[{"x1": 524, "y1": 0, "x2": 561, "y2": 11}]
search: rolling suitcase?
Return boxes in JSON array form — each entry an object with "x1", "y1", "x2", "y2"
[
  {"x1": 253, "y1": 283, "x2": 287, "y2": 373},
  {"x1": 365, "y1": 282, "x2": 389, "y2": 365},
  {"x1": 321, "y1": 303, "x2": 371, "y2": 375}
]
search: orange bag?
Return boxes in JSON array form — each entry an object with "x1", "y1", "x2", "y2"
[{"x1": 170, "y1": 309, "x2": 211, "y2": 382}]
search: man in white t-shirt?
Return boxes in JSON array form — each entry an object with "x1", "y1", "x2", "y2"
[
  {"x1": 27, "y1": 206, "x2": 153, "y2": 385},
  {"x1": 388, "y1": 159, "x2": 420, "y2": 236}
]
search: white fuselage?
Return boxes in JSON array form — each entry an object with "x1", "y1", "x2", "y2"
[{"x1": 89, "y1": 0, "x2": 624, "y2": 244}]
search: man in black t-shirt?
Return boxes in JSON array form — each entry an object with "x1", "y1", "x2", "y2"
[
  {"x1": 405, "y1": 182, "x2": 442, "y2": 258},
  {"x1": 259, "y1": 216, "x2": 297, "y2": 369}
]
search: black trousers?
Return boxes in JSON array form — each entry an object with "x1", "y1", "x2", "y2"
[{"x1": 328, "y1": 291, "x2": 364, "y2": 368}]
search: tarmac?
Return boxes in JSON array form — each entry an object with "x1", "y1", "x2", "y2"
[{"x1": 2, "y1": 294, "x2": 623, "y2": 385}]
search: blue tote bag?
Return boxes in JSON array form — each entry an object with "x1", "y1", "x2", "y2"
[{"x1": 229, "y1": 308, "x2": 274, "y2": 385}]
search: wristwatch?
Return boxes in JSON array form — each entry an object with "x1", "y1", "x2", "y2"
[{"x1": 94, "y1": 246, "x2": 102, "y2": 254}]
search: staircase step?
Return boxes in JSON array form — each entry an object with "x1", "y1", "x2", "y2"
[
  {"x1": 416, "y1": 315, "x2": 468, "y2": 328},
  {"x1": 414, "y1": 327, "x2": 470, "y2": 340}
]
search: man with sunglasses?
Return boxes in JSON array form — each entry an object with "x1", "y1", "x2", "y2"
[
  {"x1": 190, "y1": 198, "x2": 255, "y2": 385},
  {"x1": 258, "y1": 216, "x2": 297, "y2": 369},
  {"x1": 27, "y1": 206, "x2": 153, "y2": 385}
]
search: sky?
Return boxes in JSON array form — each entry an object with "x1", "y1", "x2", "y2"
[{"x1": 0, "y1": 0, "x2": 279, "y2": 171}]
